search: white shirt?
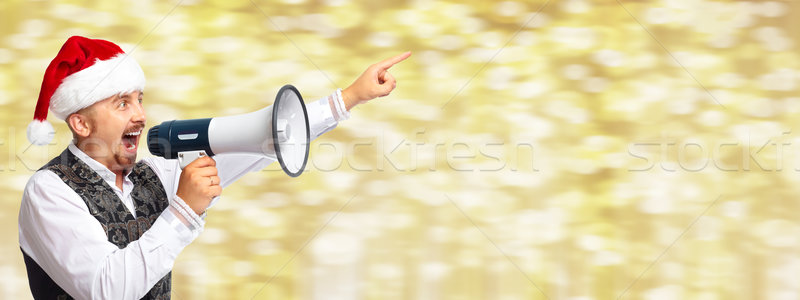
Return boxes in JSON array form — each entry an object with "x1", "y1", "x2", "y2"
[{"x1": 19, "y1": 92, "x2": 350, "y2": 300}]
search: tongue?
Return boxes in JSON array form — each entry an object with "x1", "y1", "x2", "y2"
[{"x1": 122, "y1": 136, "x2": 134, "y2": 148}]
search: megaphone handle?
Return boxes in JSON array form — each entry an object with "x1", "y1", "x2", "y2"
[{"x1": 178, "y1": 150, "x2": 208, "y2": 169}]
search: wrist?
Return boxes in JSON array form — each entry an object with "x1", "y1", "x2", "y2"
[
  {"x1": 176, "y1": 192, "x2": 205, "y2": 215},
  {"x1": 341, "y1": 87, "x2": 356, "y2": 111}
]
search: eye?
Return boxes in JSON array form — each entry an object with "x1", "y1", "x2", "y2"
[{"x1": 118, "y1": 100, "x2": 127, "y2": 109}]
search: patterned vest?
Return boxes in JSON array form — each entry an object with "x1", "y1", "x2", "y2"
[{"x1": 22, "y1": 149, "x2": 172, "y2": 300}]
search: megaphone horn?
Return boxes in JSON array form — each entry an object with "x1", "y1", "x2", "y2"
[{"x1": 147, "y1": 84, "x2": 310, "y2": 177}]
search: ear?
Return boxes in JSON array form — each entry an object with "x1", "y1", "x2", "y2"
[{"x1": 67, "y1": 113, "x2": 92, "y2": 138}]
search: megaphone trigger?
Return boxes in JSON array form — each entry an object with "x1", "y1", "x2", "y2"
[{"x1": 177, "y1": 150, "x2": 208, "y2": 170}]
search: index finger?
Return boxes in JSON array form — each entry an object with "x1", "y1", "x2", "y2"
[{"x1": 376, "y1": 51, "x2": 411, "y2": 70}]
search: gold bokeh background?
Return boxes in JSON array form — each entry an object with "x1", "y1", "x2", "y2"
[{"x1": 2, "y1": 0, "x2": 800, "y2": 299}]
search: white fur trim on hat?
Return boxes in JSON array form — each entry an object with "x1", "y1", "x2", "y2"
[
  {"x1": 50, "y1": 53, "x2": 145, "y2": 120},
  {"x1": 27, "y1": 119, "x2": 55, "y2": 145}
]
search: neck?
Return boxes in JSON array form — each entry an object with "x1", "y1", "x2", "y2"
[
  {"x1": 75, "y1": 138, "x2": 130, "y2": 190},
  {"x1": 114, "y1": 170, "x2": 124, "y2": 190}
]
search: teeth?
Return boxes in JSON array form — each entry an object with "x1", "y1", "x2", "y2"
[
  {"x1": 126, "y1": 143, "x2": 136, "y2": 150},
  {"x1": 124, "y1": 130, "x2": 142, "y2": 136}
]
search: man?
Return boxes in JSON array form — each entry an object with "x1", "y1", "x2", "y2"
[{"x1": 18, "y1": 36, "x2": 410, "y2": 299}]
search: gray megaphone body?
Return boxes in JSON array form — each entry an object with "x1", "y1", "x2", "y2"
[{"x1": 147, "y1": 84, "x2": 310, "y2": 177}]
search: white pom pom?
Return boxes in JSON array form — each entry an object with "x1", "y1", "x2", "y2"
[{"x1": 27, "y1": 120, "x2": 55, "y2": 145}]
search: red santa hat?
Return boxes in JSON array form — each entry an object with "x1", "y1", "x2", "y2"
[{"x1": 27, "y1": 36, "x2": 145, "y2": 145}]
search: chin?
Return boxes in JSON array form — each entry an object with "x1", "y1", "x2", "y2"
[{"x1": 114, "y1": 151, "x2": 138, "y2": 170}]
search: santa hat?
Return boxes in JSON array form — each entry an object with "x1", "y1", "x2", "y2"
[{"x1": 27, "y1": 36, "x2": 145, "y2": 145}]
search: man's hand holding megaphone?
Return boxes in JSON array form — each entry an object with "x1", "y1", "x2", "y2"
[{"x1": 177, "y1": 156, "x2": 221, "y2": 215}]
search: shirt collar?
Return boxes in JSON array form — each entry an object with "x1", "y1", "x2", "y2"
[{"x1": 68, "y1": 141, "x2": 132, "y2": 186}]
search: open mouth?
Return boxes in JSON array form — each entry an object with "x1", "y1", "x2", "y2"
[{"x1": 122, "y1": 129, "x2": 142, "y2": 151}]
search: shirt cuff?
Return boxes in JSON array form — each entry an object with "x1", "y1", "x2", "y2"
[
  {"x1": 333, "y1": 88, "x2": 351, "y2": 121},
  {"x1": 163, "y1": 195, "x2": 205, "y2": 241},
  {"x1": 308, "y1": 91, "x2": 347, "y2": 139}
]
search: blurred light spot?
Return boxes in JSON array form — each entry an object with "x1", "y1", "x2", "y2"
[
  {"x1": 368, "y1": 32, "x2": 397, "y2": 48},
  {"x1": 0, "y1": 48, "x2": 13, "y2": 64},
  {"x1": 199, "y1": 36, "x2": 242, "y2": 53},
  {"x1": 708, "y1": 33, "x2": 737, "y2": 48},
  {"x1": 638, "y1": 83, "x2": 669, "y2": 103},
  {"x1": 394, "y1": 9, "x2": 419, "y2": 26},
  {"x1": 730, "y1": 122, "x2": 783, "y2": 146},
  {"x1": 311, "y1": 231, "x2": 363, "y2": 265},
  {"x1": 261, "y1": 193, "x2": 289, "y2": 208},
  {"x1": 753, "y1": 26, "x2": 794, "y2": 52},
  {"x1": 593, "y1": 49, "x2": 625, "y2": 67},
  {"x1": 20, "y1": 19, "x2": 51, "y2": 37},
  {"x1": 365, "y1": 180, "x2": 392, "y2": 196},
  {"x1": 593, "y1": 250, "x2": 623, "y2": 266},
  {"x1": 5, "y1": 34, "x2": 35, "y2": 50},
  {"x1": 323, "y1": 0, "x2": 349, "y2": 6},
  {"x1": 713, "y1": 72, "x2": 744, "y2": 88},
  {"x1": 639, "y1": 194, "x2": 673, "y2": 214},
  {"x1": 460, "y1": 17, "x2": 486, "y2": 34},
  {"x1": 232, "y1": 261, "x2": 254, "y2": 277},
  {"x1": 694, "y1": 217, "x2": 721, "y2": 241},
  {"x1": 578, "y1": 234, "x2": 603, "y2": 251},
  {"x1": 514, "y1": 31, "x2": 538, "y2": 46},
  {"x1": 199, "y1": 227, "x2": 227, "y2": 244},
  {"x1": 667, "y1": 88, "x2": 701, "y2": 115},
  {"x1": 145, "y1": 104, "x2": 180, "y2": 123},
  {"x1": 645, "y1": 285, "x2": 683, "y2": 299},
  {"x1": 523, "y1": 13, "x2": 550, "y2": 28},
  {"x1": 479, "y1": 31, "x2": 505, "y2": 48},
  {"x1": 582, "y1": 76, "x2": 608, "y2": 93},
  {"x1": 464, "y1": 47, "x2": 495, "y2": 62},
  {"x1": 759, "y1": 1, "x2": 786, "y2": 18},
  {"x1": 436, "y1": 35, "x2": 465, "y2": 51},
  {"x1": 371, "y1": 263, "x2": 403, "y2": 279},
  {"x1": 419, "y1": 261, "x2": 449, "y2": 281},
  {"x1": 696, "y1": 110, "x2": 727, "y2": 127},
  {"x1": 645, "y1": 7, "x2": 671, "y2": 24},
  {"x1": 487, "y1": 66, "x2": 514, "y2": 90},
  {"x1": 299, "y1": 14, "x2": 325, "y2": 31},
  {"x1": 495, "y1": 1, "x2": 523, "y2": 17},
  {"x1": 562, "y1": 64, "x2": 590, "y2": 80},
  {"x1": 757, "y1": 220, "x2": 799, "y2": 248},
  {"x1": 299, "y1": 190, "x2": 326, "y2": 206},
  {"x1": 760, "y1": 68, "x2": 797, "y2": 91},
  {"x1": 248, "y1": 240, "x2": 282, "y2": 255},
  {"x1": 744, "y1": 98, "x2": 776, "y2": 118},
  {"x1": 561, "y1": 0, "x2": 591, "y2": 14},
  {"x1": 516, "y1": 209, "x2": 565, "y2": 243},
  {"x1": 428, "y1": 226, "x2": 452, "y2": 242},
  {"x1": 514, "y1": 80, "x2": 548, "y2": 98},
  {"x1": 267, "y1": 16, "x2": 294, "y2": 31},
  {"x1": 549, "y1": 27, "x2": 596, "y2": 49}
]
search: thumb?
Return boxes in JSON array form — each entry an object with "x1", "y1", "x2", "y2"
[
  {"x1": 377, "y1": 68, "x2": 387, "y2": 84},
  {"x1": 378, "y1": 72, "x2": 396, "y2": 96}
]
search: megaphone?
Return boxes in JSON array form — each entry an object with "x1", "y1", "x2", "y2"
[{"x1": 147, "y1": 84, "x2": 310, "y2": 177}]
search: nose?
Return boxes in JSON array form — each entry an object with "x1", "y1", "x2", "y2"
[{"x1": 131, "y1": 100, "x2": 146, "y2": 123}]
